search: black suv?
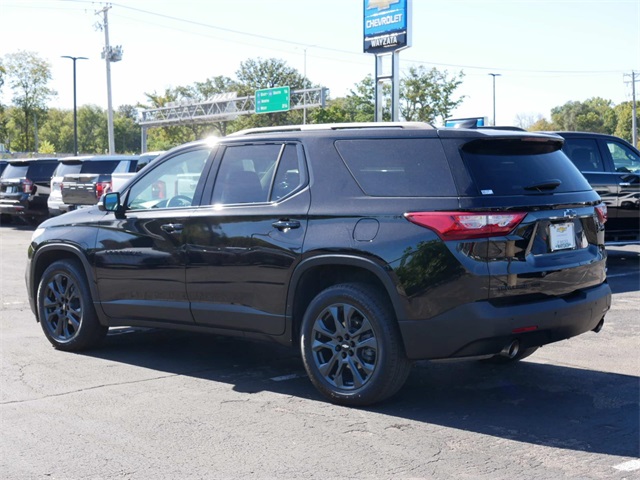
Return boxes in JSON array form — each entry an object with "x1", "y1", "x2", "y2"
[
  {"x1": 552, "y1": 132, "x2": 639, "y2": 245},
  {"x1": 26, "y1": 124, "x2": 611, "y2": 406},
  {"x1": 0, "y1": 158, "x2": 59, "y2": 224}
]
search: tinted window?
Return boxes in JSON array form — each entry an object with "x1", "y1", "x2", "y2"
[
  {"x1": 335, "y1": 139, "x2": 456, "y2": 196},
  {"x1": 27, "y1": 161, "x2": 58, "y2": 179},
  {"x1": 54, "y1": 163, "x2": 82, "y2": 177},
  {"x1": 212, "y1": 144, "x2": 281, "y2": 204},
  {"x1": 2, "y1": 164, "x2": 29, "y2": 178},
  {"x1": 270, "y1": 145, "x2": 305, "y2": 201},
  {"x1": 562, "y1": 139, "x2": 605, "y2": 172},
  {"x1": 127, "y1": 148, "x2": 210, "y2": 210},
  {"x1": 463, "y1": 139, "x2": 592, "y2": 195},
  {"x1": 606, "y1": 140, "x2": 640, "y2": 173},
  {"x1": 80, "y1": 160, "x2": 131, "y2": 174}
]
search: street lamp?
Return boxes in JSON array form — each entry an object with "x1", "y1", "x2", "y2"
[
  {"x1": 62, "y1": 55, "x2": 88, "y2": 156},
  {"x1": 488, "y1": 73, "x2": 501, "y2": 126}
]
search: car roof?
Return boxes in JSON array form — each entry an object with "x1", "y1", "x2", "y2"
[
  {"x1": 8, "y1": 157, "x2": 59, "y2": 165},
  {"x1": 60, "y1": 154, "x2": 139, "y2": 164}
]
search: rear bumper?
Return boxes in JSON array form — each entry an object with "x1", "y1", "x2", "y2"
[
  {"x1": 0, "y1": 198, "x2": 47, "y2": 217},
  {"x1": 399, "y1": 282, "x2": 612, "y2": 360}
]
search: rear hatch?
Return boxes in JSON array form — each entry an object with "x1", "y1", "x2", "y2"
[
  {"x1": 49, "y1": 161, "x2": 83, "y2": 206},
  {"x1": 61, "y1": 159, "x2": 135, "y2": 206},
  {"x1": 0, "y1": 163, "x2": 30, "y2": 202},
  {"x1": 427, "y1": 134, "x2": 607, "y2": 302}
]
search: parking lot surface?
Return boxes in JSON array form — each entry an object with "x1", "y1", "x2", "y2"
[{"x1": 1, "y1": 223, "x2": 638, "y2": 479}]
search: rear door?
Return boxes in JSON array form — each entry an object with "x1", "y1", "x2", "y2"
[{"x1": 185, "y1": 141, "x2": 310, "y2": 335}]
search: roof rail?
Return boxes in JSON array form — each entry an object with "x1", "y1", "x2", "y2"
[{"x1": 228, "y1": 122, "x2": 434, "y2": 136}]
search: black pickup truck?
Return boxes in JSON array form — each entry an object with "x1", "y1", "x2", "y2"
[{"x1": 60, "y1": 155, "x2": 139, "y2": 209}]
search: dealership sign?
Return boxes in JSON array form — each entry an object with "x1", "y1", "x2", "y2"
[{"x1": 363, "y1": 0, "x2": 411, "y2": 53}]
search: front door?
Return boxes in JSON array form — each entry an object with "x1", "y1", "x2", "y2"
[{"x1": 95, "y1": 146, "x2": 214, "y2": 324}]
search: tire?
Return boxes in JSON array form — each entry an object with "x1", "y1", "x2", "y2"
[
  {"x1": 37, "y1": 259, "x2": 107, "y2": 351},
  {"x1": 480, "y1": 346, "x2": 540, "y2": 364},
  {"x1": 300, "y1": 283, "x2": 412, "y2": 406}
]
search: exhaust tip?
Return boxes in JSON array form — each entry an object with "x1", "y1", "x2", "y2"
[
  {"x1": 500, "y1": 340, "x2": 520, "y2": 359},
  {"x1": 592, "y1": 318, "x2": 605, "y2": 333}
]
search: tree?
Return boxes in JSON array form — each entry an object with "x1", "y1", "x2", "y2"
[
  {"x1": 114, "y1": 105, "x2": 141, "y2": 153},
  {"x1": 77, "y1": 105, "x2": 107, "y2": 154},
  {"x1": 39, "y1": 108, "x2": 74, "y2": 153},
  {"x1": 550, "y1": 97, "x2": 616, "y2": 133},
  {"x1": 3, "y1": 51, "x2": 56, "y2": 151},
  {"x1": 613, "y1": 101, "x2": 636, "y2": 145},
  {"x1": 401, "y1": 66, "x2": 464, "y2": 124},
  {"x1": 231, "y1": 58, "x2": 310, "y2": 130}
]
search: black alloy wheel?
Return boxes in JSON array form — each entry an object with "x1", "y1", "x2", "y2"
[
  {"x1": 301, "y1": 283, "x2": 412, "y2": 406},
  {"x1": 38, "y1": 260, "x2": 107, "y2": 351}
]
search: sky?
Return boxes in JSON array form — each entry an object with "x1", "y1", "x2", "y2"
[{"x1": 1, "y1": 0, "x2": 639, "y2": 127}]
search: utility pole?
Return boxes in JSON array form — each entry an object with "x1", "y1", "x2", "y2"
[
  {"x1": 625, "y1": 71, "x2": 638, "y2": 147},
  {"x1": 97, "y1": 5, "x2": 122, "y2": 154}
]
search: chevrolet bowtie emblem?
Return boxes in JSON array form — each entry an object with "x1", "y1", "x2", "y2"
[{"x1": 367, "y1": 0, "x2": 400, "y2": 11}]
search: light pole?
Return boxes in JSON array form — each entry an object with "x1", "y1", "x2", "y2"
[
  {"x1": 62, "y1": 56, "x2": 88, "y2": 156},
  {"x1": 488, "y1": 73, "x2": 501, "y2": 126}
]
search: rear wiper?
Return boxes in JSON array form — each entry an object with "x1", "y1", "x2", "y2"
[{"x1": 524, "y1": 179, "x2": 562, "y2": 191}]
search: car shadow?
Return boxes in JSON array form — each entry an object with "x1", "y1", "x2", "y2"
[{"x1": 84, "y1": 328, "x2": 639, "y2": 459}]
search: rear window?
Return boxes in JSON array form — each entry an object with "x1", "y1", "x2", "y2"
[
  {"x1": 79, "y1": 160, "x2": 131, "y2": 174},
  {"x1": 54, "y1": 163, "x2": 83, "y2": 177},
  {"x1": 335, "y1": 138, "x2": 456, "y2": 196},
  {"x1": 2, "y1": 164, "x2": 28, "y2": 178},
  {"x1": 462, "y1": 139, "x2": 592, "y2": 195}
]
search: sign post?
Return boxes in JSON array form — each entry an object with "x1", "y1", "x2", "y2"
[
  {"x1": 255, "y1": 86, "x2": 290, "y2": 114},
  {"x1": 363, "y1": 0, "x2": 411, "y2": 122}
]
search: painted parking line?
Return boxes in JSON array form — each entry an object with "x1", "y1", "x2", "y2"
[{"x1": 613, "y1": 459, "x2": 640, "y2": 472}]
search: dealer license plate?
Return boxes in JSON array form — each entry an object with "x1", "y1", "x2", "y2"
[{"x1": 549, "y1": 222, "x2": 575, "y2": 251}]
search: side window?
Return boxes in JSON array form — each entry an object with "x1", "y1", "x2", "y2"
[
  {"x1": 126, "y1": 148, "x2": 211, "y2": 210},
  {"x1": 606, "y1": 140, "x2": 640, "y2": 173},
  {"x1": 270, "y1": 144, "x2": 304, "y2": 201},
  {"x1": 562, "y1": 139, "x2": 605, "y2": 172},
  {"x1": 335, "y1": 138, "x2": 456, "y2": 196},
  {"x1": 212, "y1": 144, "x2": 280, "y2": 204}
]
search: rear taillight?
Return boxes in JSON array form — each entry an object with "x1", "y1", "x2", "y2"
[
  {"x1": 595, "y1": 204, "x2": 607, "y2": 224},
  {"x1": 95, "y1": 181, "x2": 112, "y2": 199},
  {"x1": 405, "y1": 211, "x2": 527, "y2": 240},
  {"x1": 22, "y1": 179, "x2": 34, "y2": 194}
]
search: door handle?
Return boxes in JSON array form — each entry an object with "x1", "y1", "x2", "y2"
[
  {"x1": 272, "y1": 220, "x2": 300, "y2": 231},
  {"x1": 161, "y1": 223, "x2": 183, "y2": 234}
]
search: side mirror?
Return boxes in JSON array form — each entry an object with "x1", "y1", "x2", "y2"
[{"x1": 100, "y1": 192, "x2": 122, "y2": 213}]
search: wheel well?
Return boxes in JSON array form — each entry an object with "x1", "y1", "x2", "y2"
[
  {"x1": 291, "y1": 265, "x2": 394, "y2": 341},
  {"x1": 32, "y1": 250, "x2": 84, "y2": 303}
]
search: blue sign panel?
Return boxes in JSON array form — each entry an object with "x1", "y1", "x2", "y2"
[
  {"x1": 364, "y1": 0, "x2": 407, "y2": 37},
  {"x1": 363, "y1": 0, "x2": 411, "y2": 53}
]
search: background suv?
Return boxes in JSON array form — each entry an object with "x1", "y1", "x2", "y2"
[
  {"x1": 0, "y1": 158, "x2": 59, "y2": 224},
  {"x1": 553, "y1": 131, "x2": 639, "y2": 245},
  {"x1": 26, "y1": 124, "x2": 611, "y2": 406}
]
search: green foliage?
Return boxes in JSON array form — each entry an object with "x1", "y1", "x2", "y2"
[
  {"x1": 38, "y1": 139, "x2": 56, "y2": 154},
  {"x1": 3, "y1": 51, "x2": 56, "y2": 151},
  {"x1": 401, "y1": 66, "x2": 465, "y2": 124},
  {"x1": 39, "y1": 108, "x2": 73, "y2": 153},
  {"x1": 532, "y1": 97, "x2": 637, "y2": 145}
]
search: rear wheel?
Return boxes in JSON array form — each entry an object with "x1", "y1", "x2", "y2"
[
  {"x1": 37, "y1": 260, "x2": 107, "y2": 351},
  {"x1": 300, "y1": 283, "x2": 412, "y2": 406}
]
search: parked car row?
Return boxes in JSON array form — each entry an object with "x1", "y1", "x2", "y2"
[{"x1": 0, "y1": 152, "x2": 163, "y2": 225}]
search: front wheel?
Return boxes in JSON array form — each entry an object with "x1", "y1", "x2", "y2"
[
  {"x1": 37, "y1": 259, "x2": 107, "y2": 351},
  {"x1": 300, "y1": 283, "x2": 412, "y2": 406}
]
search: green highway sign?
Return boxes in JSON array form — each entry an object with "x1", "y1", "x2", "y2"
[{"x1": 255, "y1": 86, "x2": 290, "y2": 114}]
